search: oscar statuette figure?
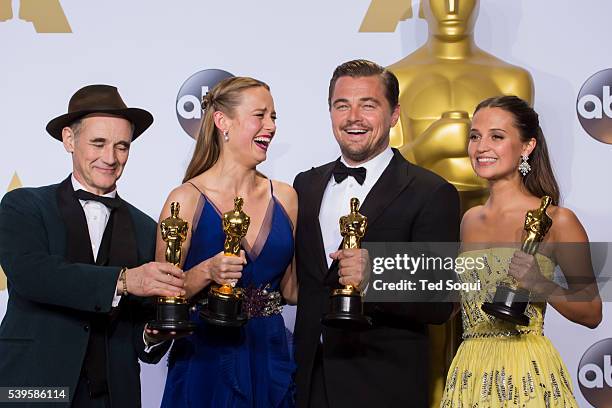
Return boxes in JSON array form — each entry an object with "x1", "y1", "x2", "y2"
[
  {"x1": 386, "y1": 0, "x2": 534, "y2": 212},
  {"x1": 149, "y1": 202, "x2": 196, "y2": 331},
  {"x1": 200, "y1": 197, "x2": 249, "y2": 327},
  {"x1": 322, "y1": 197, "x2": 372, "y2": 330},
  {"x1": 481, "y1": 196, "x2": 553, "y2": 325}
]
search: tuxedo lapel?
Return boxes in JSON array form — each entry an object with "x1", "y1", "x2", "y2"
[
  {"x1": 359, "y1": 149, "x2": 414, "y2": 228},
  {"x1": 303, "y1": 161, "x2": 336, "y2": 277},
  {"x1": 57, "y1": 176, "x2": 139, "y2": 268},
  {"x1": 323, "y1": 150, "x2": 414, "y2": 283},
  {"x1": 56, "y1": 176, "x2": 94, "y2": 264},
  {"x1": 106, "y1": 195, "x2": 139, "y2": 268},
  {"x1": 99, "y1": 195, "x2": 139, "y2": 324}
]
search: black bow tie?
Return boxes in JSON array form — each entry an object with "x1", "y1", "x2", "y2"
[
  {"x1": 74, "y1": 189, "x2": 122, "y2": 209},
  {"x1": 332, "y1": 161, "x2": 367, "y2": 185}
]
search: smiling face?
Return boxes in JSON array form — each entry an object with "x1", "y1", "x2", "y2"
[
  {"x1": 62, "y1": 114, "x2": 133, "y2": 195},
  {"x1": 330, "y1": 75, "x2": 400, "y2": 165},
  {"x1": 468, "y1": 107, "x2": 535, "y2": 181},
  {"x1": 422, "y1": 0, "x2": 479, "y2": 39},
  {"x1": 223, "y1": 86, "x2": 276, "y2": 167}
]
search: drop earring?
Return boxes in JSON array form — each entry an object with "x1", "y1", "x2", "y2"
[
  {"x1": 223, "y1": 130, "x2": 229, "y2": 142},
  {"x1": 518, "y1": 154, "x2": 531, "y2": 176}
]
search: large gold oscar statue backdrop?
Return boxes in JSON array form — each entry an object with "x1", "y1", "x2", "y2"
[
  {"x1": 363, "y1": 1, "x2": 534, "y2": 406},
  {"x1": 388, "y1": 0, "x2": 533, "y2": 210},
  {"x1": 0, "y1": 173, "x2": 22, "y2": 291},
  {"x1": 0, "y1": 0, "x2": 71, "y2": 33}
]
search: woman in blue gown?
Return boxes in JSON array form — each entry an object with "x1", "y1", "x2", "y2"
[{"x1": 156, "y1": 77, "x2": 298, "y2": 407}]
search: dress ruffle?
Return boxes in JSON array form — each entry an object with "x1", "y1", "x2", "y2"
[{"x1": 442, "y1": 335, "x2": 576, "y2": 407}]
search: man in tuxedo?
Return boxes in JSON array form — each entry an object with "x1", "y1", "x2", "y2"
[
  {"x1": 0, "y1": 85, "x2": 186, "y2": 407},
  {"x1": 293, "y1": 60, "x2": 461, "y2": 407}
]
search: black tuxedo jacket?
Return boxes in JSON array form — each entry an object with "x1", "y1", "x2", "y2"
[
  {"x1": 293, "y1": 149, "x2": 460, "y2": 407},
  {"x1": 0, "y1": 177, "x2": 169, "y2": 407}
]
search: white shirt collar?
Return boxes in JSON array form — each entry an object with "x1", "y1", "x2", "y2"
[
  {"x1": 336, "y1": 147, "x2": 394, "y2": 185},
  {"x1": 71, "y1": 174, "x2": 117, "y2": 198}
]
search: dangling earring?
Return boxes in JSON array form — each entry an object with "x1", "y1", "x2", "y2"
[
  {"x1": 518, "y1": 154, "x2": 531, "y2": 176},
  {"x1": 223, "y1": 130, "x2": 229, "y2": 142}
]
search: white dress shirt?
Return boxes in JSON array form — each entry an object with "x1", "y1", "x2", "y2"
[
  {"x1": 72, "y1": 176, "x2": 160, "y2": 351},
  {"x1": 71, "y1": 175, "x2": 122, "y2": 307},
  {"x1": 319, "y1": 147, "x2": 394, "y2": 266}
]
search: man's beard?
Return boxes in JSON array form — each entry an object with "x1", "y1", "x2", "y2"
[{"x1": 340, "y1": 137, "x2": 388, "y2": 164}]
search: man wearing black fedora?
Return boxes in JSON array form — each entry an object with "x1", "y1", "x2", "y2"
[{"x1": 0, "y1": 84, "x2": 185, "y2": 407}]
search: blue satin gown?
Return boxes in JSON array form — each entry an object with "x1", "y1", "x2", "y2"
[{"x1": 161, "y1": 184, "x2": 295, "y2": 407}]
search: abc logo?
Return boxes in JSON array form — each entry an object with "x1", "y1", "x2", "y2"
[
  {"x1": 576, "y1": 68, "x2": 612, "y2": 145},
  {"x1": 578, "y1": 338, "x2": 612, "y2": 407},
  {"x1": 176, "y1": 69, "x2": 234, "y2": 138}
]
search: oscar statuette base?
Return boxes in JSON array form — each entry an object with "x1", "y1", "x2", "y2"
[
  {"x1": 200, "y1": 286, "x2": 247, "y2": 328},
  {"x1": 481, "y1": 285, "x2": 530, "y2": 326},
  {"x1": 321, "y1": 288, "x2": 371, "y2": 330},
  {"x1": 149, "y1": 299, "x2": 197, "y2": 332}
]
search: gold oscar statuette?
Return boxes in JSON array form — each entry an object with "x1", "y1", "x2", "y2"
[
  {"x1": 200, "y1": 197, "x2": 249, "y2": 327},
  {"x1": 321, "y1": 197, "x2": 372, "y2": 329},
  {"x1": 149, "y1": 202, "x2": 196, "y2": 331},
  {"x1": 482, "y1": 196, "x2": 553, "y2": 326},
  {"x1": 387, "y1": 0, "x2": 534, "y2": 212}
]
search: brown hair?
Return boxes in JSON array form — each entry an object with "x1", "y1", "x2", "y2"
[
  {"x1": 183, "y1": 77, "x2": 270, "y2": 182},
  {"x1": 328, "y1": 59, "x2": 399, "y2": 110},
  {"x1": 474, "y1": 95, "x2": 560, "y2": 205}
]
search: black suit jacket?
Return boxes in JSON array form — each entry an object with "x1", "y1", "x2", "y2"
[
  {"x1": 0, "y1": 178, "x2": 169, "y2": 407},
  {"x1": 293, "y1": 149, "x2": 460, "y2": 408}
]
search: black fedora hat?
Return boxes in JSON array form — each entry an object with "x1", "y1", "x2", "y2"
[{"x1": 46, "y1": 84, "x2": 154, "y2": 141}]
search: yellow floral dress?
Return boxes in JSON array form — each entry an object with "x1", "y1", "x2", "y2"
[{"x1": 440, "y1": 248, "x2": 577, "y2": 407}]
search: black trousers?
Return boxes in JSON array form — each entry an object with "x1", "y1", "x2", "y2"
[
  {"x1": 308, "y1": 345, "x2": 330, "y2": 408},
  {"x1": 72, "y1": 376, "x2": 110, "y2": 408}
]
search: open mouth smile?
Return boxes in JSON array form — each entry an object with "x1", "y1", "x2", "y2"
[
  {"x1": 254, "y1": 135, "x2": 272, "y2": 151},
  {"x1": 476, "y1": 157, "x2": 497, "y2": 166},
  {"x1": 343, "y1": 128, "x2": 369, "y2": 137}
]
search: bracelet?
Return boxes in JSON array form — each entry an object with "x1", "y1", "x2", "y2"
[{"x1": 119, "y1": 267, "x2": 129, "y2": 296}]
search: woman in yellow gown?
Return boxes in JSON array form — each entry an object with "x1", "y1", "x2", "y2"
[{"x1": 441, "y1": 96, "x2": 602, "y2": 407}]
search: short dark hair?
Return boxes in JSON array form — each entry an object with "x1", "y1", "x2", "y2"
[{"x1": 328, "y1": 59, "x2": 399, "y2": 110}]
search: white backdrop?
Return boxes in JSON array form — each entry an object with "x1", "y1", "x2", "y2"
[{"x1": 1, "y1": 1, "x2": 611, "y2": 407}]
